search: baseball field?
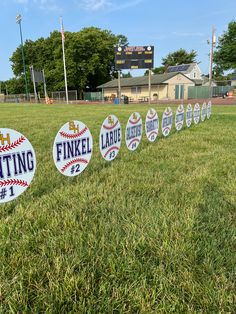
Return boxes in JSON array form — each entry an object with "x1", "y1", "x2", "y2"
[{"x1": 0, "y1": 103, "x2": 235, "y2": 313}]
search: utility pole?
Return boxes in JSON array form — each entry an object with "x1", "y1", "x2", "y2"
[
  {"x1": 208, "y1": 27, "x2": 216, "y2": 98},
  {"x1": 60, "y1": 16, "x2": 69, "y2": 104},
  {"x1": 16, "y1": 14, "x2": 29, "y2": 100},
  {"x1": 29, "y1": 65, "x2": 38, "y2": 102},
  {"x1": 118, "y1": 70, "x2": 121, "y2": 104},
  {"x1": 148, "y1": 69, "x2": 152, "y2": 105}
]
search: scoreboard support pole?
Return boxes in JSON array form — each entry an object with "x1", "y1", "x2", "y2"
[
  {"x1": 148, "y1": 69, "x2": 151, "y2": 105},
  {"x1": 118, "y1": 71, "x2": 121, "y2": 104},
  {"x1": 42, "y1": 69, "x2": 48, "y2": 99},
  {"x1": 30, "y1": 65, "x2": 38, "y2": 103}
]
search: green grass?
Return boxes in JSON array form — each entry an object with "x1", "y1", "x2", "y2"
[{"x1": 0, "y1": 103, "x2": 235, "y2": 313}]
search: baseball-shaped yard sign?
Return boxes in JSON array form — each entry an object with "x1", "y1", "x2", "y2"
[
  {"x1": 53, "y1": 121, "x2": 93, "y2": 177},
  {"x1": 201, "y1": 102, "x2": 207, "y2": 122},
  {"x1": 186, "y1": 104, "x2": 193, "y2": 128},
  {"x1": 175, "y1": 104, "x2": 184, "y2": 131},
  {"x1": 99, "y1": 115, "x2": 122, "y2": 161},
  {"x1": 193, "y1": 103, "x2": 200, "y2": 124},
  {"x1": 0, "y1": 128, "x2": 36, "y2": 203},
  {"x1": 145, "y1": 108, "x2": 159, "y2": 142},
  {"x1": 125, "y1": 112, "x2": 142, "y2": 151},
  {"x1": 207, "y1": 101, "x2": 212, "y2": 119},
  {"x1": 162, "y1": 107, "x2": 173, "y2": 137}
]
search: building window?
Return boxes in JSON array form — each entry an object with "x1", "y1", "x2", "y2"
[
  {"x1": 131, "y1": 87, "x2": 141, "y2": 94},
  {"x1": 194, "y1": 72, "x2": 196, "y2": 78}
]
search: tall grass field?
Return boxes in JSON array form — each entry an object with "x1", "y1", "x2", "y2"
[{"x1": 0, "y1": 103, "x2": 235, "y2": 313}]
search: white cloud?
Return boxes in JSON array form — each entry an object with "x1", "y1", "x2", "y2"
[
  {"x1": 79, "y1": 0, "x2": 144, "y2": 12},
  {"x1": 14, "y1": 0, "x2": 62, "y2": 13},
  {"x1": 81, "y1": 0, "x2": 112, "y2": 11}
]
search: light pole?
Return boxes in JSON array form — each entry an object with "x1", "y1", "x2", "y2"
[
  {"x1": 207, "y1": 27, "x2": 216, "y2": 98},
  {"x1": 16, "y1": 14, "x2": 29, "y2": 100}
]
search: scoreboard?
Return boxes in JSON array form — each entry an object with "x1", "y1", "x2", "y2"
[{"x1": 115, "y1": 46, "x2": 154, "y2": 70}]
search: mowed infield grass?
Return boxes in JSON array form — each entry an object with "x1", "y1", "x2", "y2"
[{"x1": 0, "y1": 103, "x2": 235, "y2": 313}]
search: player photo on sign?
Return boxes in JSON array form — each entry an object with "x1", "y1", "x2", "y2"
[
  {"x1": 99, "y1": 115, "x2": 122, "y2": 161},
  {"x1": 145, "y1": 108, "x2": 159, "y2": 142},
  {"x1": 53, "y1": 121, "x2": 93, "y2": 177},
  {"x1": 0, "y1": 128, "x2": 36, "y2": 203},
  {"x1": 126, "y1": 112, "x2": 142, "y2": 151}
]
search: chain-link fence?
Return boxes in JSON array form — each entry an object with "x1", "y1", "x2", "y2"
[
  {"x1": 1, "y1": 81, "x2": 235, "y2": 104},
  {"x1": 3, "y1": 93, "x2": 39, "y2": 103},
  {"x1": 51, "y1": 90, "x2": 78, "y2": 102}
]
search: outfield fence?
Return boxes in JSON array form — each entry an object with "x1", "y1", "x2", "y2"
[
  {"x1": 1, "y1": 81, "x2": 235, "y2": 104},
  {"x1": 3, "y1": 93, "x2": 39, "y2": 103},
  {"x1": 51, "y1": 90, "x2": 78, "y2": 102}
]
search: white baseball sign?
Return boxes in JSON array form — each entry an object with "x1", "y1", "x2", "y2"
[
  {"x1": 125, "y1": 112, "x2": 142, "y2": 151},
  {"x1": 145, "y1": 108, "x2": 159, "y2": 142},
  {"x1": 175, "y1": 104, "x2": 184, "y2": 131},
  {"x1": 193, "y1": 103, "x2": 200, "y2": 124},
  {"x1": 53, "y1": 121, "x2": 93, "y2": 177},
  {"x1": 186, "y1": 104, "x2": 193, "y2": 128},
  {"x1": 0, "y1": 128, "x2": 36, "y2": 203},
  {"x1": 162, "y1": 107, "x2": 173, "y2": 137},
  {"x1": 201, "y1": 102, "x2": 207, "y2": 122},
  {"x1": 207, "y1": 101, "x2": 212, "y2": 119},
  {"x1": 99, "y1": 115, "x2": 122, "y2": 161}
]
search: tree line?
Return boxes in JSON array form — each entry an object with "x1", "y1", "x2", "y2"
[
  {"x1": 1, "y1": 21, "x2": 236, "y2": 96},
  {"x1": 2, "y1": 27, "x2": 127, "y2": 96}
]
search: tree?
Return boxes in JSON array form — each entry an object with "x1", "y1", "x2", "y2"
[
  {"x1": 144, "y1": 66, "x2": 166, "y2": 76},
  {"x1": 162, "y1": 48, "x2": 197, "y2": 67},
  {"x1": 9, "y1": 27, "x2": 128, "y2": 95},
  {"x1": 3, "y1": 77, "x2": 26, "y2": 95},
  {"x1": 122, "y1": 72, "x2": 132, "y2": 78},
  {"x1": 214, "y1": 21, "x2": 236, "y2": 72}
]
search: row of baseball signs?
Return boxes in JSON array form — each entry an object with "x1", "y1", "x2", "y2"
[{"x1": 0, "y1": 102, "x2": 211, "y2": 203}]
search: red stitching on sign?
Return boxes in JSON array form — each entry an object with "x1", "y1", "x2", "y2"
[
  {"x1": 61, "y1": 158, "x2": 88, "y2": 173},
  {"x1": 104, "y1": 146, "x2": 119, "y2": 158},
  {"x1": 0, "y1": 136, "x2": 25, "y2": 153},
  {"x1": 163, "y1": 126, "x2": 171, "y2": 133},
  {"x1": 128, "y1": 138, "x2": 140, "y2": 148},
  {"x1": 164, "y1": 110, "x2": 172, "y2": 117},
  {"x1": 147, "y1": 112, "x2": 157, "y2": 120},
  {"x1": 59, "y1": 127, "x2": 88, "y2": 139},
  {"x1": 0, "y1": 179, "x2": 29, "y2": 187},
  {"x1": 148, "y1": 131, "x2": 158, "y2": 139},
  {"x1": 129, "y1": 117, "x2": 141, "y2": 125},
  {"x1": 177, "y1": 107, "x2": 184, "y2": 113},
  {"x1": 103, "y1": 120, "x2": 119, "y2": 130},
  {"x1": 176, "y1": 122, "x2": 183, "y2": 129}
]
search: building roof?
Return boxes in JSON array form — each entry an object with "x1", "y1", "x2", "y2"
[
  {"x1": 167, "y1": 63, "x2": 196, "y2": 74},
  {"x1": 192, "y1": 79, "x2": 203, "y2": 86},
  {"x1": 97, "y1": 72, "x2": 192, "y2": 89}
]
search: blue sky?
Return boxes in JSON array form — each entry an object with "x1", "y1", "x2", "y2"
[{"x1": 0, "y1": 0, "x2": 236, "y2": 81}]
